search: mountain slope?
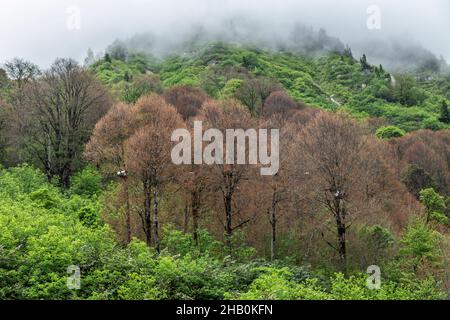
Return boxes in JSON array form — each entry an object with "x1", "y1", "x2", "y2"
[{"x1": 91, "y1": 42, "x2": 450, "y2": 132}]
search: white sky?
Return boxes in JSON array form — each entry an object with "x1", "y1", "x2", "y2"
[{"x1": 0, "y1": 0, "x2": 449, "y2": 67}]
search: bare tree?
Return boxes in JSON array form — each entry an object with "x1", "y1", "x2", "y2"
[
  {"x1": 125, "y1": 95, "x2": 185, "y2": 252},
  {"x1": 85, "y1": 103, "x2": 134, "y2": 243},
  {"x1": 199, "y1": 99, "x2": 258, "y2": 254},
  {"x1": 4, "y1": 58, "x2": 40, "y2": 90},
  {"x1": 235, "y1": 77, "x2": 280, "y2": 116},
  {"x1": 263, "y1": 91, "x2": 299, "y2": 117},
  {"x1": 23, "y1": 58, "x2": 112, "y2": 187},
  {"x1": 163, "y1": 85, "x2": 208, "y2": 120},
  {"x1": 23, "y1": 59, "x2": 111, "y2": 188},
  {"x1": 256, "y1": 116, "x2": 297, "y2": 260},
  {"x1": 296, "y1": 112, "x2": 368, "y2": 270}
]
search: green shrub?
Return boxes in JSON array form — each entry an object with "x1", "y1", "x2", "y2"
[
  {"x1": 70, "y1": 166, "x2": 102, "y2": 197},
  {"x1": 375, "y1": 125, "x2": 406, "y2": 139}
]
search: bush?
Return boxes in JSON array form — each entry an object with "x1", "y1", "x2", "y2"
[
  {"x1": 70, "y1": 166, "x2": 102, "y2": 197},
  {"x1": 398, "y1": 219, "x2": 444, "y2": 272},
  {"x1": 29, "y1": 187, "x2": 61, "y2": 210},
  {"x1": 118, "y1": 273, "x2": 165, "y2": 300},
  {"x1": 229, "y1": 269, "x2": 446, "y2": 300},
  {"x1": 419, "y1": 188, "x2": 449, "y2": 225},
  {"x1": 375, "y1": 125, "x2": 405, "y2": 139}
]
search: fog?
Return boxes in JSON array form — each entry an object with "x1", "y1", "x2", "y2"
[{"x1": 1, "y1": 0, "x2": 449, "y2": 71}]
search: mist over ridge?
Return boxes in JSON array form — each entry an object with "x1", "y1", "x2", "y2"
[
  {"x1": 110, "y1": 19, "x2": 449, "y2": 74},
  {"x1": 0, "y1": 0, "x2": 449, "y2": 73}
]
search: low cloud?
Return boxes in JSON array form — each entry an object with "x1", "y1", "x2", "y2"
[{"x1": 0, "y1": 0, "x2": 448, "y2": 70}]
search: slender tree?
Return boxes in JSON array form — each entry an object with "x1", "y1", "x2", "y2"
[
  {"x1": 125, "y1": 95, "x2": 185, "y2": 252},
  {"x1": 85, "y1": 103, "x2": 134, "y2": 243},
  {"x1": 199, "y1": 99, "x2": 258, "y2": 254}
]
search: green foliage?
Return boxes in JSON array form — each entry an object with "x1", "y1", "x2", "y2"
[
  {"x1": 360, "y1": 225, "x2": 395, "y2": 250},
  {"x1": 90, "y1": 43, "x2": 449, "y2": 132},
  {"x1": 391, "y1": 75, "x2": 427, "y2": 107},
  {"x1": 77, "y1": 204, "x2": 101, "y2": 228},
  {"x1": 242, "y1": 53, "x2": 259, "y2": 70},
  {"x1": 227, "y1": 268, "x2": 445, "y2": 300},
  {"x1": 0, "y1": 164, "x2": 447, "y2": 300},
  {"x1": 0, "y1": 164, "x2": 48, "y2": 198},
  {"x1": 422, "y1": 117, "x2": 444, "y2": 130},
  {"x1": 69, "y1": 166, "x2": 102, "y2": 198},
  {"x1": 220, "y1": 78, "x2": 243, "y2": 99},
  {"x1": 398, "y1": 219, "x2": 444, "y2": 271},
  {"x1": 226, "y1": 267, "x2": 329, "y2": 300},
  {"x1": 375, "y1": 125, "x2": 406, "y2": 140},
  {"x1": 117, "y1": 273, "x2": 165, "y2": 300},
  {"x1": 29, "y1": 187, "x2": 61, "y2": 210},
  {"x1": 438, "y1": 100, "x2": 450, "y2": 123},
  {"x1": 113, "y1": 74, "x2": 163, "y2": 103},
  {"x1": 161, "y1": 224, "x2": 222, "y2": 256},
  {"x1": 419, "y1": 188, "x2": 449, "y2": 225}
]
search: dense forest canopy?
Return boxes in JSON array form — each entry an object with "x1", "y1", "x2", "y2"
[{"x1": 0, "y1": 30, "x2": 449, "y2": 300}]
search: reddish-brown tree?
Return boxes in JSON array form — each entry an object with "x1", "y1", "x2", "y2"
[
  {"x1": 262, "y1": 91, "x2": 299, "y2": 117},
  {"x1": 163, "y1": 85, "x2": 208, "y2": 120},
  {"x1": 199, "y1": 99, "x2": 258, "y2": 253},
  {"x1": 126, "y1": 95, "x2": 185, "y2": 252},
  {"x1": 85, "y1": 103, "x2": 135, "y2": 242}
]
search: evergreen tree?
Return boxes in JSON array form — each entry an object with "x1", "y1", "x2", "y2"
[
  {"x1": 438, "y1": 100, "x2": 450, "y2": 123},
  {"x1": 360, "y1": 54, "x2": 371, "y2": 71},
  {"x1": 104, "y1": 53, "x2": 112, "y2": 63},
  {"x1": 343, "y1": 45, "x2": 353, "y2": 58},
  {"x1": 84, "y1": 48, "x2": 95, "y2": 66}
]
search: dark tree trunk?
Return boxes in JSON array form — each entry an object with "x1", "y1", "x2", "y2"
[
  {"x1": 183, "y1": 205, "x2": 189, "y2": 234},
  {"x1": 270, "y1": 207, "x2": 276, "y2": 261},
  {"x1": 224, "y1": 194, "x2": 233, "y2": 255},
  {"x1": 143, "y1": 179, "x2": 152, "y2": 246},
  {"x1": 153, "y1": 188, "x2": 160, "y2": 254},
  {"x1": 191, "y1": 190, "x2": 200, "y2": 246},
  {"x1": 124, "y1": 175, "x2": 131, "y2": 244},
  {"x1": 334, "y1": 197, "x2": 347, "y2": 273}
]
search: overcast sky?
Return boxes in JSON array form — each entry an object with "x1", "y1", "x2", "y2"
[{"x1": 0, "y1": 0, "x2": 449, "y2": 67}]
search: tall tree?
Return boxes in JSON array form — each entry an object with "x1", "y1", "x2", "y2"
[
  {"x1": 257, "y1": 116, "x2": 296, "y2": 260},
  {"x1": 125, "y1": 95, "x2": 185, "y2": 252},
  {"x1": 4, "y1": 58, "x2": 40, "y2": 90},
  {"x1": 296, "y1": 113, "x2": 368, "y2": 270},
  {"x1": 23, "y1": 58, "x2": 111, "y2": 187},
  {"x1": 199, "y1": 99, "x2": 258, "y2": 253},
  {"x1": 85, "y1": 103, "x2": 135, "y2": 242}
]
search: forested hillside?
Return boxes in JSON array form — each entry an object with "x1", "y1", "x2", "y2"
[
  {"x1": 0, "y1": 39, "x2": 449, "y2": 300},
  {"x1": 92, "y1": 42, "x2": 450, "y2": 132}
]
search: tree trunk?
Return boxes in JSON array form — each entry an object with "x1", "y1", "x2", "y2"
[
  {"x1": 224, "y1": 194, "x2": 233, "y2": 255},
  {"x1": 124, "y1": 175, "x2": 131, "y2": 244},
  {"x1": 192, "y1": 190, "x2": 200, "y2": 246},
  {"x1": 143, "y1": 179, "x2": 152, "y2": 246},
  {"x1": 153, "y1": 188, "x2": 160, "y2": 254},
  {"x1": 270, "y1": 207, "x2": 276, "y2": 261},
  {"x1": 183, "y1": 205, "x2": 189, "y2": 234},
  {"x1": 334, "y1": 198, "x2": 347, "y2": 273}
]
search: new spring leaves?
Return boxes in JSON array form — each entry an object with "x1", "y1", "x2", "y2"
[{"x1": 171, "y1": 121, "x2": 279, "y2": 176}]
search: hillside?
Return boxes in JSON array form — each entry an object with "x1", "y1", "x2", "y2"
[
  {"x1": 91, "y1": 42, "x2": 450, "y2": 132},
  {"x1": 1, "y1": 41, "x2": 449, "y2": 301}
]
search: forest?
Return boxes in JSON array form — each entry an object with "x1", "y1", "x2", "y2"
[{"x1": 0, "y1": 38, "x2": 449, "y2": 300}]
